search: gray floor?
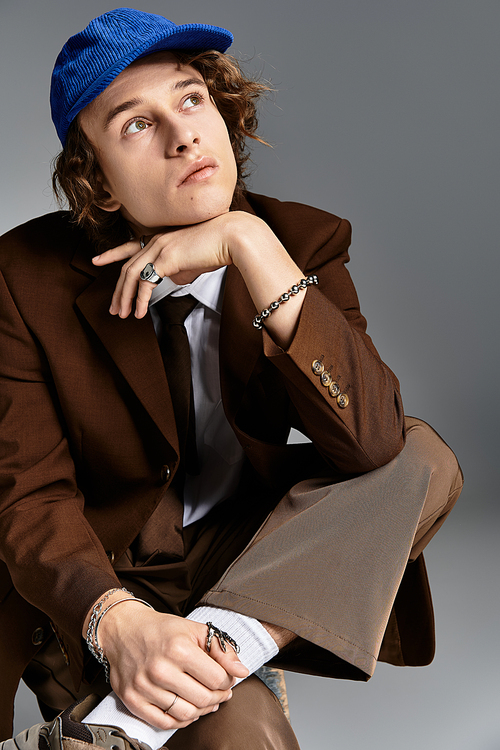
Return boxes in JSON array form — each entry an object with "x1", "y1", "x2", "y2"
[{"x1": 13, "y1": 498, "x2": 500, "y2": 749}]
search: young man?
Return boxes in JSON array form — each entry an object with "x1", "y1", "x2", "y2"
[{"x1": 0, "y1": 8, "x2": 463, "y2": 750}]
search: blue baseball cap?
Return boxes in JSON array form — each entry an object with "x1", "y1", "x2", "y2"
[{"x1": 50, "y1": 7, "x2": 233, "y2": 145}]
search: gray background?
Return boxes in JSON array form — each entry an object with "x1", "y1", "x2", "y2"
[{"x1": 1, "y1": 0, "x2": 499, "y2": 747}]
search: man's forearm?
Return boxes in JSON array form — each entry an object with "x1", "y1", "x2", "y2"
[{"x1": 261, "y1": 620, "x2": 296, "y2": 649}]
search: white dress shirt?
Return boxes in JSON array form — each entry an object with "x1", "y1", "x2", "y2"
[{"x1": 150, "y1": 268, "x2": 245, "y2": 526}]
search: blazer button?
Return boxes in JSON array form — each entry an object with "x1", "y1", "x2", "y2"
[
  {"x1": 106, "y1": 550, "x2": 115, "y2": 565},
  {"x1": 311, "y1": 359, "x2": 324, "y2": 375},
  {"x1": 337, "y1": 393, "x2": 350, "y2": 408},
  {"x1": 329, "y1": 382, "x2": 341, "y2": 398},
  {"x1": 320, "y1": 371, "x2": 332, "y2": 388},
  {"x1": 161, "y1": 464, "x2": 171, "y2": 483},
  {"x1": 32, "y1": 627, "x2": 45, "y2": 646}
]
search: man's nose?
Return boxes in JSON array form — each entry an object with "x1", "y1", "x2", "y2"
[{"x1": 163, "y1": 117, "x2": 200, "y2": 156}]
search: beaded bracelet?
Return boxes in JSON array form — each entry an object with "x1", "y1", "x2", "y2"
[
  {"x1": 93, "y1": 597, "x2": 154, "y2": 682},
  {"x1": 252, "y1": 275, "x2": 319, "y2": 330}
]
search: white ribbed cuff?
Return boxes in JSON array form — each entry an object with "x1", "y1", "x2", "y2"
[
  {"x1": 187, "y1": 606, "x2": 279, "y2": 678},
  {"x1": 84, "y1": 692, "x2": 175, "y2": 750}
]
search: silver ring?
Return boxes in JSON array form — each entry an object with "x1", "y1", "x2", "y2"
[
  {"x1": 140, "y1": 262, "x2": 162, "y2": 284},
  {"x1": 165, "y1": 694, "x2": 179, "y2": 714},
  {"x1": 206, "y1": 622, "x2": 240, "y2": 654}
]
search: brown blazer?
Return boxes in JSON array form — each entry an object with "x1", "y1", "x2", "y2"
[{"x1": 0, "y1": 192, "x2": 407, "y2": 732}]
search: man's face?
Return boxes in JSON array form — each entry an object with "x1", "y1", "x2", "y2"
[{"x1": 79, "y1": 52, "x2": 238, "y2": 235}]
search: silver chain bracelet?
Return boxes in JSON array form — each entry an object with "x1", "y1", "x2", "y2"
[
  {"x1": 85, "y1": 588, "x2": 154, "y2": 682},
  {"x1": 93, "y1": 597, "x2": 154, "y2": 682},
  {"x1": 252, "y1": 275, "x2": 318, "y2": 330},
  {"x1": 85, "y1": 588, "x2": 129, "y2": 661}
]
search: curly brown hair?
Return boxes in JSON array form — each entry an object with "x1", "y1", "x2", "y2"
[{"x1": 52, "y1": 50, "x2": 270, "y2": 251}]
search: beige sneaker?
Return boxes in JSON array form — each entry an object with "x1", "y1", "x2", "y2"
[{"x1": 2, "y1": 696, "x2": 152, "y2": 750}]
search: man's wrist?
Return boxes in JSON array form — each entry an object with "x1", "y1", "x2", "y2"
[
  {"x1": 82, "y1": 588, "x2": 136, "y2": 639},
  {"x1": 85, "y1": 591, "x2": 154, "y2": 682}
]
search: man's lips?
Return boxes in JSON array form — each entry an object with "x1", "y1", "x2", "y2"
[{"x1": 178, "y1": 157, "x2": 218, "y2": 186}]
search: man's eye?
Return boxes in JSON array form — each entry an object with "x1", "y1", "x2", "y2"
[
  {"x1": 125, "y1": 120, "x2": 149, "y2": 135},
  {"x1": 183, "y1": 93, "x2": 203, "y2": 109}
]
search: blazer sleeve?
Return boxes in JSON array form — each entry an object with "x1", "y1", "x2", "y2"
[
  {"x1": 262, "y1": 215, "x2": 405, "y2": 474},
  {"x1": 0, "y1": 269, "x2": 120, "y2": 649}
]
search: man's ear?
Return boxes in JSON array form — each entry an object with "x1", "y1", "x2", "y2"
[{"x1": 95, "y1": 172, "x2": 121, "y2": 212}]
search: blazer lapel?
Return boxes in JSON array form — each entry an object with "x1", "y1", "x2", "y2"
[{"x1": 73, "y1": 255, "x2": 179, "y2": 454}]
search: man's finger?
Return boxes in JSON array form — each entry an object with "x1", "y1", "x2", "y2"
[
  {"x1": 142, "y1": 664, "x2": 233, "y2": 708},
  {"x1": 180, "y1": 645, "x2": 237, "y2": 691},
  {"x1": 134, "y1": 281, "x2": 157, "y2": 318},
  {"x1": 161, "y1": 694, "x2": 225, "y2": 724},
  {"x1": 206, "y1": 638, "x2": 249, "y2": 679},
  {"x1": 118, "y1": 672, "x2": 233, "y2": 730},
  {"x1": 92, "y1": 239, "x2": 142, "y2": 265},
  {"x1": 113, "y1": 252, "x2": 165, "y2": 317}
]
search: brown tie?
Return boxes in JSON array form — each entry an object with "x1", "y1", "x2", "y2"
[
  {"x1": 156, "y1": 293, "x2": 200, "y2": 475},
  {"x1": 132, "y1": 294, "x2": 199, "y2": 565}
]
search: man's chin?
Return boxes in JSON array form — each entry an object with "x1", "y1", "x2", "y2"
[
  {"x1": 183, "y1": 200, "x2": 233, "y2": 226},
  {"x1": 127, "y1": 203, "x2": 233, "y2": 235}
]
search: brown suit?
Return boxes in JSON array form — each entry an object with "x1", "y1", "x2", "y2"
[{"x1": 0, "y1": 193, "x2": 461, "y2": 737}]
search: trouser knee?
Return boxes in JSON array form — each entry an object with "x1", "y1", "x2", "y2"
[
  {"x1": 166, "y1": 675, "x2": 300, "y2": 750},
  {"x1": 404, "y1": 416, "x2": 463, "y2": 559}
]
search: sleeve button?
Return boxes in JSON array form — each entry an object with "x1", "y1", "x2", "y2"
[
  {"x1": 329, "y1": 382, "x2": 341, "y2": 398},
  {"x1": 320, "y1": 371, "x2": 332, "y2": 387},
  {"x1": 337, "y1": 393, "x2": 350, "y2": 408}
]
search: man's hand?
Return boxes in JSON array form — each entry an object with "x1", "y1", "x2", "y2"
[
  {"x1": 87, "y1": 595, "x2": 248, "y2": 730},
  {"x1": 92, "y1": 213, "x2": 236, "y2": 320},
  {"x1": 92, "y1": 211, "x2": 308, "y2": 350}
]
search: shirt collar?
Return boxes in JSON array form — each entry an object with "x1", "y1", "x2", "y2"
[{"x1": 149, "y1": 266, "x2": 227, "y2": 315}]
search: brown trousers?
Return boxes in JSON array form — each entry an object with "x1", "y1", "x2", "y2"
[{"x1": 23, "y1": 417, "x2": 462, "y2": 748}]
